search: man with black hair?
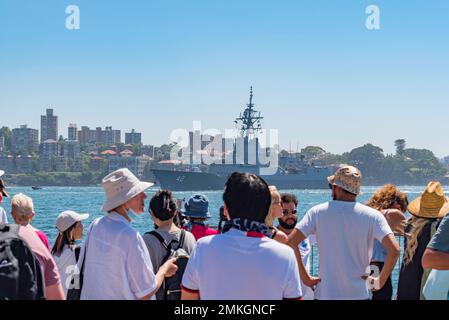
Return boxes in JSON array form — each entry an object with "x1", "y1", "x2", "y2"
[
  {"x1": 143, "y1": 190, "x2": 196, "y2": 300},
  {"x1": 181, "y1": 172, "x2": 303, "y2": 300},
  {"x1": 278, "y1": 193, "x2": 315, "y2": 300}
]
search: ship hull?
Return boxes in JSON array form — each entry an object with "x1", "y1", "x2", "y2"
[{"x1": 152, "y1": 169, "x2": 330, "y2": 191}]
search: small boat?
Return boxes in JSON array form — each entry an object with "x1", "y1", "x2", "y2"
[{"x1": 31, "y1": 186, "x2": 42, "y2": 190}]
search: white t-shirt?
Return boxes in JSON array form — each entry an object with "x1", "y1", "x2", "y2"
[
  {"x1": 53, "y1": 244, "x2": 79, "y2": 296},
  {"x1": 182, "y1": 228, "x2": 303, "y2": 300},
  {"x1": 296, "y1": 201, "x2": 392, "y2": 300},
  {"x1": 0, "y1": 207, "x2": 8, "y2": 224},
  {"x1": 80, "y1": 213, "x2": 157, "y2": 300}
]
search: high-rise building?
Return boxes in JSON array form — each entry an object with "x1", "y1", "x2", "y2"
[
  {"x1": 108, "y1": 155, "x2": 150, "y2": 179},
  {"x1": 39, "y1": 139, "x2": 59, "y2": 171},
  {"x1": 63, "y1": 140, "x2": 82, "y2": 171},
  {"x1": 125, "y1": 129, "x2": 142, "y2": 145},
  {"x1": 68, "y1": 123, "x2": 78, "y2": 141},
  {"x1": 78, "y1": 126, "x2": 121, "y2": 146},
  {"x1": 41, "y1": 109, "x2": 58, "y2": 142},
  {"x1": 12, "y1": 125, "x2": 39, "y2": 155},
  {"x1": 103, "y1": 126, "x2": 121, "y2": 145}
]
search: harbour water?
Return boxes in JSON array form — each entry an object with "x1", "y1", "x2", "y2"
[{"x1": 0, "y1": 185, "x2": 442, "y2": 298}]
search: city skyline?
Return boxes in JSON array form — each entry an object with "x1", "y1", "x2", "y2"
[
  {"x1": 1, "y1": 1, "x2": 448, "y2": 157},
  {"x1": 2, "y1": 103, "x2": 448, "y2": 158}
]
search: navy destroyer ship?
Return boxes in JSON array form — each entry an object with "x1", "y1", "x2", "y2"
[{"x1": 152, "y1": 88, "x2": 332, "y2": 191}]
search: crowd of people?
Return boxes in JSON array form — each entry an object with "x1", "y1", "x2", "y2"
[{"x1": 1, "y1": 166, "x2": 449, "y2": 300}]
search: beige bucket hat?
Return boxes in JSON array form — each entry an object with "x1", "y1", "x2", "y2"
[
  {"x1": 102, "y1": 168, "x2": 154, "y2": 212},
  {"x1": 327, "y1": 165, "x2": 362, "y2": 195}
]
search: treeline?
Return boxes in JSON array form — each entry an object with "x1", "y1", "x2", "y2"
[
  {"x1": 294, "y1": 139, "x2": 448, "y2": 185},
  {"x1": 6, "y1": 171, "x2": 104, "y2": 187}
]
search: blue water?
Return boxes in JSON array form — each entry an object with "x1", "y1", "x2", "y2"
[{"x1": 0, "y1": 186, "x2": 441, "y2": 298}]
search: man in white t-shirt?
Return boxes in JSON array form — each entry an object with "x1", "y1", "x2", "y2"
[
  {"x1": 80, "y1": 168, "x2": 177, "y2": 300},
  {"x1": 182, "y1": 172, "x2": 303, "y2": 300},
  {"x1": 287, "y1": 165, "x2": 400, "y2": 300},
  {"x1": 0, "y1": 170, "x2": 9, "y2": 224}
]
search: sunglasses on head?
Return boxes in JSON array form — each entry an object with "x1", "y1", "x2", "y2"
[{"x1": 282, "y1": 209, "x2": 297, "y2": 216}]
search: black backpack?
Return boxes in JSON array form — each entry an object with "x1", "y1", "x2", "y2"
[
  {"x1": 147, "y1": 230, "x2": 190, "y2": 300},
  {"x1": 0, "y1": 224, "x2": 45, "y2": 300}
]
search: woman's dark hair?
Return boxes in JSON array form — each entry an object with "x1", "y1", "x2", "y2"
[
  {"x1": 149, "y1": 190, "x2": 177, "y2": 222},
  {"x1": 222, "y1": 172, "x2": 271, "y2": 223},
  {"x1": 51, "y1": 222, "x2": 77, "y2": 256}
]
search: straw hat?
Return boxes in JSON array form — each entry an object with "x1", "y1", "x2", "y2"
[
  {"x1": 408, "y1": 182, "x2": 449, "y2": 219},
  {"x1": 327, "y1": 165, "x2": 362, "y2": 195},
  {"x1": 56, "y1": 210, "x2": 90, "y2": 233},
  {"x1": 102, "y1": 168, "x2": 154, "y2": 212}
]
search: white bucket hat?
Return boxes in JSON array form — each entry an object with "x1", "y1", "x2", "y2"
[
  {"x1": 102, "y1": 168, "x2": 154, "y2": 212},
  {"x1": 0, "y1": 170, "x2": 4, "y2": 177},
  {"x1": 56, "y1": 210, "x2": 90, "y2": 233}
]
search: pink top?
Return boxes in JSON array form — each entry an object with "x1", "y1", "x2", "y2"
[
  {"x1": 18, "y1": 226, "x2": 61, "y2": 287},
  {"x1": 35, "y1": 230, "x2": 51, "y2": 251},
  {"x1": 184, "y1": 224, "x2": 219, "y2": 241}
]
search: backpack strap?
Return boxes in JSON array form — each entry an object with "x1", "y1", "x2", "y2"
[
  {"x1": 147, "y1": 231, "x2": 170, "y2": 251},
  {"x1": 74, "y1": 246, "x2": 81, "y2": 263},
  {"x1": 179, "y1": 229, "x2": 186, "y2": 248}
]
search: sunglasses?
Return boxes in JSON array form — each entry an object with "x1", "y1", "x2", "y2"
[{"x1": 282, "y1": 209, "x2": 297, "y2": 216}]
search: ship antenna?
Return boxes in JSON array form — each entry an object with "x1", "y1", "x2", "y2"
[{"x1": 235, "y1": 86, "x2": 264, "y2": 138}]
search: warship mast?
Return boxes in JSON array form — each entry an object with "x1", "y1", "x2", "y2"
[
  {"x1": 234, "y1": 86, "x2": 263, "y2": 138},
  {"x1": 234, "y1": 87, "x2": 264, "y2": 165}
]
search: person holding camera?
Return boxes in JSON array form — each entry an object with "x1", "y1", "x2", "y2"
[{"x1": 143, "y1": 190, "x2": 196, "y2": 300}]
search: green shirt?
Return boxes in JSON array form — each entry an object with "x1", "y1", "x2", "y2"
[{"x1": 428, "y1": 214, "x2": 449, "y2": 253}]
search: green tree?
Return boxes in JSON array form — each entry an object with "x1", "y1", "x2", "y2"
[
  {"x1": 348, "y1": 144, "x2": 385, "y2": 179},
  {"x1": 394, "y1": 139, "x2": 406, "y2": 156},
  {"x1": 300, "y1": 146, "x2": 326, "y2": 161}
]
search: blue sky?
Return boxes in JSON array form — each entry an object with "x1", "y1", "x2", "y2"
[{"x1": 0, "y1": 0, "x2": 448, "y2": 157}]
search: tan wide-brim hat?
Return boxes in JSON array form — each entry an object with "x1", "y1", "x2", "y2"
[
  {"x1": 408, "y1": 181, "x2": 449, "y2": 219},
  {"x1": 327, "y1": 165, "x2": 362, "y2": 195},
  {"x1": 102, "y1": 168, "x2": 154, "y2": 212}
]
